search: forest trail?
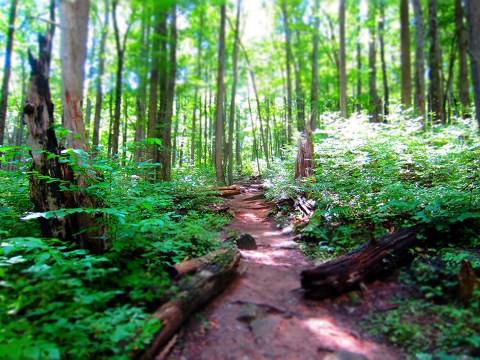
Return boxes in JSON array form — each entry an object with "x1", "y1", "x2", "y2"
[{"x1": 167, "y1": 182, "x2": 403, "y2": 360}]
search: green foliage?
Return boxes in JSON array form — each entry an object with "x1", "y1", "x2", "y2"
[
  {"x1": 0, "y1": 149, "x2": 231, "y2": 358},
  {"x1": 265, "y1": 112, "x2": 480, "y2": 257}
]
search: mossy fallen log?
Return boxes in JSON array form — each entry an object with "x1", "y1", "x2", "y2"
[{"x1": 137, "y1": 248, "x2": 241, "y2": 359}]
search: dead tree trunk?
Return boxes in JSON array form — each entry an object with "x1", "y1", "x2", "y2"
[{"x1": 138, "y1": 248, "x2": 241, "y2": 359}]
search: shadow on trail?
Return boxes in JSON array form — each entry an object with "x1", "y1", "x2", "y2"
[{"x1": 167, "y1": 183, "x2": 403, "y2": 360}]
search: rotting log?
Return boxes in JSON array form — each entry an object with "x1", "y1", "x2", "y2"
[
  {"x1": 166, "y1": 248, "x2": 235, "y2": 279},
  {"x1": 138, "y1": 248, "x2": 241, "y2": 360},
  {"x1": 301, "y1": 223, "x2": 430, "y2": 299},
  {"x1": 212, "y1": 185, "x2": 241, "y2": 196}
]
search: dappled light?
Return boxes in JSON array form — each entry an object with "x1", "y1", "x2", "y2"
[{"x1": 1, "y1": 0, "x2": 479, "y2": 358}]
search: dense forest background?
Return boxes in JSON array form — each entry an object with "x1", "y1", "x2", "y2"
[{"x1": 1, "y1": 0, "x2": 480, "y2": 358}]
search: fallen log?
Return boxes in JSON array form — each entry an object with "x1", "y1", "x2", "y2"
[
  {"x1": 166, "y1": 248, "x2": 236, "y2": 279},
  {"x1": 301, "y1": 223, "x2": 430, "y2": 299},
  {"x1": 138, "y1": 248, "x2": 241, "y2": 359},
  {"x1": 211, "y1": 185, "x2": 241, "y2": 196}
]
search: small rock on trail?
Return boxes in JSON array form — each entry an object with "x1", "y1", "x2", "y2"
[{"x1": 166, "y1": 183, "x2": 404, "y2": 360}]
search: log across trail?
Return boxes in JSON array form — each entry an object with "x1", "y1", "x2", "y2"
[{"x1": 164, "y1": 182, "x2": 403, "y2": 360}]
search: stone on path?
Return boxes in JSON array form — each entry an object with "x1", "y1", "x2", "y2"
[{"x1": 231, "y1": 233, "x2": 257, "y2": 250}]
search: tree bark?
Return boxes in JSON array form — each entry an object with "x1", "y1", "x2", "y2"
[
  {"x1": 215, "y1": 5, "x2": 227, "y2": 184},
  {"x1": 368, "y1": 0, "x2": 382, "y2": 123},
  {"x1": 227, "y1": 0, "x2": 242, "y2": 185},
  {"x1": 139, "y1": 248, "x2": 241, "y2": 360},
  {"x1": 92, "y1": 0, "x2": 109, "y2": 149},
  {"x1": 465, "y1": 0, "x2": 480, "y2": 129},
  {"x1": 311, "y1": 0, "x2": 320, "y2": 131},
  {"x1": 379, "y1": 1, "x2": 389, "y2": 119},
  {"x1": 412, "y1": 0, "x2": 426, "y2": 117},
  {"x1": 111, "y1": 0, "x2": 131, "y2": 155},
  {"x1": 339, "y1": 0, "x2": 348, "y2": 118},
  {"x1": 301, "y1": 224, "x2": 427, "y2": 299},
  {"x1": 281, "y1": 1, "x2": 293, "y2": 143},
  {"x1": 427, "y1": 0, "x2": 445, "y2": 124},
  {"x1": 160, "y1": 7, "x2": 177, "y2": 182},
  {"x1": 400, "y1": 0, "x2": 412, "y2": 107},
  {"x1": 455, "y1": 0, "x2": 471, "y2": 116},
  {"x1": 0, "y1": 0, "x2": 18, "y2": 146}
]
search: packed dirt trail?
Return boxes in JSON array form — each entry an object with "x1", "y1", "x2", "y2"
[{"x1": 167, "y1": 182, "x2": 403, "y2": 360}]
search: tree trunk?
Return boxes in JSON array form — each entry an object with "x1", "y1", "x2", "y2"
[
  {"x1": 339, "y1": 0, "x2": 348, "y2": 118},
  {"x1": 311, "y1": 0, "x2": 320, "y2": 131},
  {"x1": 146, "y1": 12, "x2": 165, "y2": 180},
  {"x1": 455, "y1": 0, "x2": 471, "y2": 116},
  {"x1": 138, "y1": 248, "x2": 241, "y2": 360},
  {"x1": 281, "y1": 1, "x2": 293, "y2": 143},
  {"x1": 0, "y1": 0, "x2": 18, "y2": 146},
  {"x1": 111, "y1": 0, "x2": 131, "y2": 155},
  {"x1": 379, "y1": 1, "x2": 390, "y2": 119},
  {"x1": 412, "y1": 0, "x2": 426, "y2": 117},
  {"x1": 302, "y1": 224, "x2": 427, "y2": 299},
  {"x1": 215, "y1": 5, "x2": 227, "y2": 184},
  {"x1": 227, "y1": 0, "x2": 242, "y2": 185},
  {"x1": 428, "y1": 0, "x2": 445, "y2": 124},
  {"x1": 356, "y1": 25, "x2": 363, "y2": 112},
  {"x1": 465, "y1": 0, "x2": 480, "y2": 129},
  {"x1": 92, "y1": 0, "x2": 109, "y2": 149},
  {"x1": 368, "y1": 0, "x2": 382, "y2": 123},
  {"x1": 25, "y1": 0, "x2": 106, "y2": 254},
  {"x1": 400, "y1": 0, "x2": 412, "y2": 107},
  {"x1": 160, "y1": 7, "x2": 177, "y2": 182}
]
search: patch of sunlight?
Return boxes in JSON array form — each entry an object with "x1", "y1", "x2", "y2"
[{"x1": 303, "y1": 317, "x2": 372, "y2": 355}]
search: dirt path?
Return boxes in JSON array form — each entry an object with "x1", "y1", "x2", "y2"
[{"x1": 167, "y1": 183, "x2": 404, "y2": 360}]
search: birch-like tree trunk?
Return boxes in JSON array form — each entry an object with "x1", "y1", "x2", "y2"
[
  {"x1": 465, "y1": 0, "x2": 480, "y2": 128},
  {"x1": 215, "y1": 5, "x2": 226, "y2": 184},
  {"x1": 412, "y1": 0, "x2": 426, "y2": 116}
]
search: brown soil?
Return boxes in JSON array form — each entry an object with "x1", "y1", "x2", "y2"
[{"x1": 166, "y1": 183, "x2": 406, "y2": 360}]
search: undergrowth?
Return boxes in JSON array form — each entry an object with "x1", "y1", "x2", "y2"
[
  {"x1": 264, "y1": 110, "x2": 480, "y2": 357},
  {"x1": 0, "y1": 150, "x2": 229, "y2": 359}
]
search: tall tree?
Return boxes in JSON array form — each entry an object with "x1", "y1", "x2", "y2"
[
  {"x1": 427, "y1": 0, "x2": 445, "y2": 124},
  {"x1": 227, "y1": 0, "x2": 242, "y2": 185},
  {"x1": 111, "y1": 0, "x2": 132, "y2": 155},
  {"x1": 455, "y1": 0, "x2": 471, "y2": 115},
  {"x1": 215, "y1": 4, "x2": 226, "y2": 184},
  {"x1": 92, "y1": 0, "x2": 110, "y2": 148},
  {"x1": 412, "y1": 0, "x2": 426, "y2": 116},
  {"x1": 281, "y1": 0, "x2": 293, "y2": 143},
  {"x1": 368, "y1": 0, "x2": 382, "y2": 122},
  {"x1": 0, "y1": 0, "x2": 18, "y2": 145},
  {"x1": 160, "y1": 5, "x2": 177, "y2": 182},
  {"x1": 379, "y1": 0, "x2": 389, "y2": 118},
  {"x1": 339, "y1": 0, "x2": 348, "y2": 118},
  {"x1": 25, "y1": 0, "x2": 106, "y2": 253},
  {"x1": 400, "y1": 0, "x2": 412, "y2": 107},
  {"x1": 311, "y1": 0, "x2": 320, "y2": 130},
  {"x1": 465, "y1": 0, "x2": 480, "y2": 128}
]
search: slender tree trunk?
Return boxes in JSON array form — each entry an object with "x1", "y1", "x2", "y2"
[
  {"x1": 134, "y1": 7, "x2": 150, "y2": 161},
  {"x1": 400, "y1": 0, "x2": 412, "y2": 107},
  {"x1": 356, "y1": 25, "x2": 363, "y2": 112},
  {"x1": 281, "y1": 1, "x2": 293, "y2": 143},
  {"x1": 190, "y1": 11, "x2": 204, "y2": 166},
  {"x1": 412, "y1": 0, "x2": 426, "y2": 117},
  {"x1": 146, "y1": 12, "x2": 166, "y2": 180},
  {"x1": 428, "y1": 0, "x2": 445, "y2": 124},
  {"x1": 160, "y1": 7, "x2": 177, "y2": 182},
  {"x1": 215, "y1": 5, "x2": 227, "y2": 184},
  {"x1": 92, "y1": 0, "x2": 109, "y2": 149},
  {"x1": 368, "y1": 0, "x2": 382, "y2": 122},
  {"x1": 311, "y1": 0, "x2": 320, "y2": 131},
  {"x1": 465, "y1": 0, "x2": 480, "y2": 129},
  {"x1": 227, "y1": 0, "x2": 242, "y2": 185},
  {"x1": 111, "y1": 0, "x2": 132, "y2": 155},
  {"x1": 339, "y1": 0, "x2": 348, "y2": 118},
  {"x1": 456, "y1": 0, "x2": 471, "y2": 116},
  {"x1": 294, "y1": 27, "x2": 306, "y2": 133},
  {"x1": 0, "y1": 0, "x2": 18, "y2": 146},
  {"x1": 379, "y1": 1, "x2": 389, "y2": 119}
]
